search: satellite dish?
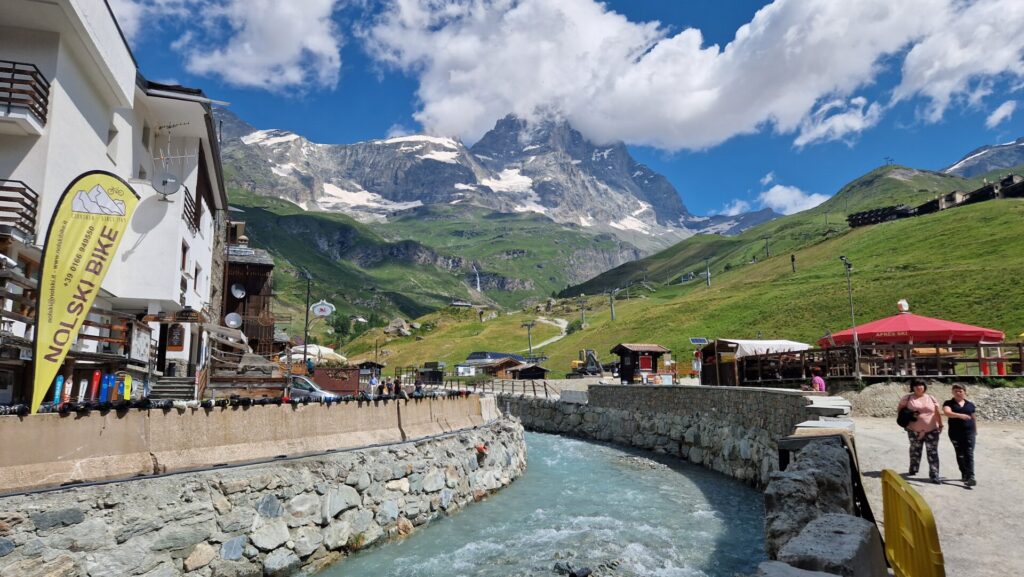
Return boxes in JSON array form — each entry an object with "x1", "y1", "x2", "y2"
[
  {"x1": 224, "y1": 312, "x2": 243, "y2": 329},
  {"x1": 230, "y1": 283, "x2": 247, "y2": 299},
  {"x1": 153, "y1": 171, "x2": 181, "y2": 197}
]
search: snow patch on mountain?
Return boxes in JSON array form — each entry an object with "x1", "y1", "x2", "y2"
[
  {"x1": 380, "y1": 135, "x2": 460, "y2": 149},
  {"x1": 419, "y1": 150, "x2": 460, "y2": 164},
  {"x1": 481, "y1": 168, "x2": 534, "y2": 193},
  {"x1": 242, "y1": 130, "x2": 300, "y2": 146},
  {"x1": 319, "y1": 183, "x2": 423, "y2": 213}
]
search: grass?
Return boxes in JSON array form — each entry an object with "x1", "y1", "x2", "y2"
[{"x1": 356, "y1": 198, "x2": 1024, "y2": 375}]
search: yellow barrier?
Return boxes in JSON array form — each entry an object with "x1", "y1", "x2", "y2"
[{"x1": 881, "y1": 469, "x2": 945, "y2": 577}]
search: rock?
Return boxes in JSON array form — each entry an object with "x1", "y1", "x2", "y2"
[
  {"x1": 376, "y1": 500, "x2": 399, "y2": 524},
  {"x1": 250, "y1": 520, "x2": 289, "y2": 551},
  {"x1": 221, "y1": 535, "x2": 247, "y2": 561},
  {"x1": 63, "y1": 518, "x2": 110, "y2": 551},
  {"x1": 790, "y1": 440, "x2": 854, "y2": 515},
  {"x1": 778, "y1": 514, "x2": 886, "y2": 577},
  {"x1": 757, "y1": 560, "x2": 843, "y2": 576},
  {"x1": 285, "y1": 493, "x2": 320, "y2": 527},
  {"x1": 346, "y1": 470, "x2": 371, "y2": 491},
  {"x1": 219, "y1": 509, "x2": 254, "y2": 534},
  {"x1": 220, "y1": 479, "x2": 249, "y2": 495},
  {"x1": 0, "y1": 538, "x2": 12, "y2": 557},
  {"x1": 322, "y1": 521, "x2": 352, "y2": 551},
  {"x1": 397, "y1": 517, "x2": 414, "y2": 536},
  {"x1": 209, "y1": 558, "x2": 261, "y2": 577},
  {"x1": 150, "y1": 524, "x2": 212, "y2": 551},
  {"x1": 385, "y1": 479, "x2": 410, "y2": 493},
  {"x1": 140, "y1": 562, "x2": 179, "y2": 577},
  {"x1": 213, "y1": 495, "x2": 233, "y2": 515},
  {"x1": 0, "y1": 554, "x2": 77, "y2": 577},
  {"x1": 262, "y1": 547, "x2": 300, "y2": 577},
  {"x1": 322, "y1": 486, "x2": 360, "y2": 521},
  {"x1": 291, "y1": 526, "x2": 323, "y2": 558},
  {"x1": 185, "y1": 542, "x2": 217, "y2": 571},
  {"x1": 30, "y1": 508, "x2": 84, "y2": 531},
  {"x1": 764, "y1": 470, "x2": 823, "y2": 558},
  {"x1": 256, "y1": 495, "x2": 283, "y2": 518},
  {"x1": 439, "y1": 489, "x2": 455, "y2": 510},
  {"x1": 116, "y1": 517, "x2": 163, "y2": 543},
  {"x1": 422, "y1": 469, "x2": 445, "y2": 493},
  {"x1": 85, "y1": 546, "x2": 162, "y2": 577}
]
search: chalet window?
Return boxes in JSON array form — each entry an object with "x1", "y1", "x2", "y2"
[
  {"x1": 181, "y1": 242, "x2": 189, "y2": 271},
  {"x1": 194, "y1": 264, "x2": 201, "y2": 291},
  {"x1": 141, "y1": 123, "x2": 151, "y2": 151},
  {"x1": 106, "y1": 124, "x2": 119, "y2": 163}
]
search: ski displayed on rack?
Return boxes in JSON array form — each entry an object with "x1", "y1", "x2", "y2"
[
  {"x1": 77, "y1": 379, "x2": 87, "y2": 403},
  {"x1": 51, "y1": 375, "x2": 64, "y2": 406},
  {"x1": 123, "y1": 374, "x2": 133, "y2": 401},
  {"x1": 89, "y1": 370, "x2": 102, "y2": 401}
]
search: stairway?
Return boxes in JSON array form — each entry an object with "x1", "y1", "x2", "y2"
[{"x1": 149, "y1": 377, "x2": 196, "y2": 400}]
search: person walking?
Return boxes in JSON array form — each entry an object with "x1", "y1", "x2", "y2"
[
  {"x1": 897, "y1": 379, "x2": 944, "y2": 483},
  {"x1": 305, "y1": 356, "x2": 315, "y2": 378},
  {"x1": 943, "y1": 384, "x2": 977, "y2": 486}
]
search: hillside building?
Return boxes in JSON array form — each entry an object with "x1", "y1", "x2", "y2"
[{"x1": 0, "y1": 0, "x2": 227, "y2": 403}]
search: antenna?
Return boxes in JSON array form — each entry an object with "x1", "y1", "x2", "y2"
[
  {"x1": 152, "y1": 171, "x2": 181, "y2": 200},
  {"x1": 230, "y1": 283, "x2": 247, "y2": 299},
  {"x1": 224, "y1": 312, "x2": 243, "y2": 329}
]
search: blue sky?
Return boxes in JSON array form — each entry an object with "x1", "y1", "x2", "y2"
[{"x1": 113, "y1": 0, "x2": 1024, "y2": 216}]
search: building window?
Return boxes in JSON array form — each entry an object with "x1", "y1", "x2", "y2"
[
  {"x1": 142, "y1": 123, "x2": 151, "y2": 151},
  {"x1": 181, "y1": 242, "x2": 189, "y2": 271},
  {"x1": 194, "y1": 264, "x2": 201, "y2": 291}
]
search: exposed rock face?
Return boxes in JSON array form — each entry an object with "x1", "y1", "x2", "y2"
[
  {"x1": 0, "y1": 419, "x2": 526, "y2": 576},
  {"x1": 217, "y1": 108, "x2": 775, "y2": 242},
  {"x1": 944, "y1": 136, "x2": 1024, "y2": 178}
]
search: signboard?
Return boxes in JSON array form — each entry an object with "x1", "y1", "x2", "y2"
[
  {"x1": 167, "y1": 323, "x2": 186, "y2": 352},
  {"x1": 310, "y1": 299, "x2": 335, "y2": 318},
  {"x1": 689, "y1": 337, "x2": 709, "y2": 346},
  {"x1": 129, "y1": 321, "x2": 152, "y2": 363},
  {"x1": 174, "y1": 308, "x2": 201, "y2": 323},
  {"x1": 31, "y1": 171, "x2": 140, "y2": 414}
]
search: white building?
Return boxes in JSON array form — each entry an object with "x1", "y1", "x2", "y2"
[{"x1": 0, "y1": 0, "x2": 228, "y2": 403}]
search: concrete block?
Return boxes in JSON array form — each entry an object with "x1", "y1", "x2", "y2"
[{"x1": 777, "y1": 514, "x2": 886, "y2": 577}]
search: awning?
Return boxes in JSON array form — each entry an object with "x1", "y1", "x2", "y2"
[
  {"x1": 820, "y1": 312, "x2": 1004, "y2": 347},
  {"x1": 713, "y1": 339, "x2": 811, "y2": 358}
]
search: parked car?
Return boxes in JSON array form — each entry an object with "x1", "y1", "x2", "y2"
[{"x1": 288, "y1": 376, "x2": 339, "y2": 400}]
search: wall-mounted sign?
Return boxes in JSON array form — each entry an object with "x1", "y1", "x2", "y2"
[
  {"x1": 689, "y1": 337, "x2": 709, "y2": 346},
  {"x1": 310, "y1": 300, "x2": 336, "y2": 318},
  {"x1": 167, "y1": 323, "x2": 186, "y2": 352},
  {"x1": 174, "y1": 308, "x2": 201, "y2": 323},
  {"x1": 31, "y1": 171, "x2": 139, "y2": 414}
]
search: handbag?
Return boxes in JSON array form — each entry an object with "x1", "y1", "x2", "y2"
[{"x1": 897, "y1": 407, "x2": 918, "y2": 428}]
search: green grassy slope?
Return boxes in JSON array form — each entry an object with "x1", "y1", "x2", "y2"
[
  {"x1": 347, "y1": 198, "x2": 1024, "y2": 374},
  {"x1": 565, "y1": 165, "x2": 997, "y2": 295}
]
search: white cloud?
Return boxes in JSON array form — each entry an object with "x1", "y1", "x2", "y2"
[
  {"x1": 757, "y1": 185, "x2": 829, "y2": 215},
  {"x1": 795, "y1": 96, "x2": 883, "y2": 147},
  {"x1": 386, "y1": 123, "x2": 414, "y2": 138},
  {"x1": 719, "y1": 199, "x2": 751, "y2": 216},
  {"x1": 109, "y1": 0, "x2": 343, "y2": 91},
  {"x1": 365, "y1": 0, "x2": 1024, "y2": 149},
  {"x1": 759, "y1": 171, "x2": 775, "y2": 186},
  {"x1": 986, "y1": 100, "x2": 1018, "y2": 129}
]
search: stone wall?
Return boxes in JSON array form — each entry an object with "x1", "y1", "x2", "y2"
[
  {"x1": 0, "y1": 395, "x2": 491, "y2": 493},
  {"x1": 0, "y1": 418, "x2": 526, "y2": 577},
  {"x1": 501, "y1": 385, "x2": 814, "y2": 488}
]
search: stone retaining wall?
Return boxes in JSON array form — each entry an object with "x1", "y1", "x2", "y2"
[
  {"x1": 501, "y1": 385, "x2": 814, "y2": 488},
  {"x1": 0, "y1": 418, "x2": 526, "y2": 577}
]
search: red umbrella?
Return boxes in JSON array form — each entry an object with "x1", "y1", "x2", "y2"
[{"x1": 820, "y1": 312, "x2": 1004, "y2": 347}]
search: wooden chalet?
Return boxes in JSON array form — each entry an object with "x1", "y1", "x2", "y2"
[
  {"x1": 507, "y1": 363, "x2": 550, "y2": 380},
  {"x1": 611, "y1": 343, "x2": 670, "y2": 383}
]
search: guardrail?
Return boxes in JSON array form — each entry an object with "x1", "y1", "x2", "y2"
[
  {"x1": 0, "y1": 60, "x2": 50, "y2": 126},
  {"x1": 430, "y1": 379, "x2": 557, "y2": 398},
  {"x1": 0, "y1": 179, "x2": 38, "y2": 240}
]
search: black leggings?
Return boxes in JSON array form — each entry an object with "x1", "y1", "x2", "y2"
[{"x1": 949, "y1": 432, "x2": 976, "y2": 480}]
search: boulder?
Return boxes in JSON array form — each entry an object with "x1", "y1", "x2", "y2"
[
  {"x1": 221, "y1": 535, "x2": 247, "y2": 561},
  {"x1": 184, "y1": 542, "x2": 217, "y2": 571},
  {"x1": 262, "y1": 547, "x2": 300, "y2": 577},
  {"x1": 250, "y1": 520, "x2": 289, "y2": 551},
  {"x1": 777, "y1": 514, "x2": 886, "y2": 577}
]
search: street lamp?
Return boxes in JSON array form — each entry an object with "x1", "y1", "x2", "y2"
[
  {"x1": 839, "y1": 256, "x2": 861, "y2": 379},
  {"x1": 522, "y1": 321, "x2": 535, "y2": 359},
  {"x1": 301, "y1": 269, "x2": 312, "y2": 367}
]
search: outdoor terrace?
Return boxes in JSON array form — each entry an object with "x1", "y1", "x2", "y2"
[
  {"x1": 0, "y1": 59, "x2": 50, "y2": 135},
  {"x1": 0, "y1": 180, "x2": 38, "y2": 242}
]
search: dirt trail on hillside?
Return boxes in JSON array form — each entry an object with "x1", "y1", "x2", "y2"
[
  {"x1": 521, "y1": 317, "x2": 569, "y2": 351},
  {"x1": 852, "y1": 417, "x2": 1024, "y2": 577}
]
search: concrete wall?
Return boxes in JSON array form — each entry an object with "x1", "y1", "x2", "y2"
[
  {"x1": 0, "y1": 417, "x2": 526, "y2": 577},
  {"x1": 502, "y1": 385, "x2": 814, "y2": 487},
  {"x1": 0, "y1": 396, "x2": 487, "y2": 493}
]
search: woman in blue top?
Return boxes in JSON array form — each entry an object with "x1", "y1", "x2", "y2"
[{"x1": 942, "y1": 384, "x2": 977, "y2": 487}]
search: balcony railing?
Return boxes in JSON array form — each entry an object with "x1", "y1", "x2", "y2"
[
  {"x1": 0, "y1": 180, "x2": 39, "y2": 241},
  {"x1": 0, "y1": 60, "x2": 50, "y2": 126}
]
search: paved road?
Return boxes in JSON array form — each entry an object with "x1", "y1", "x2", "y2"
[{"x1": 852, "y1": 417, "x2": 1024, "y2": 577}]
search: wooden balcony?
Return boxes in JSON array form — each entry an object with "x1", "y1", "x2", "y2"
[
  {"x1": 0, "y1": 180, "x2": 38, "y2": 242},
  {"x1": 0, "y1": 60, "x2": 49, "y2": 134}
]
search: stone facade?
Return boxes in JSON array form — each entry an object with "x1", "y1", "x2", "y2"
[
  {"x1": 0, "y1": 418, "x2": 526, "y2": 577},
  {"x1": 502, "y1": 385, "x2": 814, "y2": 488}
]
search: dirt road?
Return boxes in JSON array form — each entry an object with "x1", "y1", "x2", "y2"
[{"x1": 852, "y1": 417, "x2": 1024, "y2": 577}]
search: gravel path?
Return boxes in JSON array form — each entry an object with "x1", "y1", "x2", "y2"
[{"x1": 852, "y1": 416, "x2": 1024, "y2": 577}]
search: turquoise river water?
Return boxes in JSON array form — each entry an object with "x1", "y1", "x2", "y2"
[{"x1": 325, "y1": 432, "x2": 766, "y2": 577}]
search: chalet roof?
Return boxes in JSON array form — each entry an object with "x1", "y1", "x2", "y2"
[
  {"x1": 510, "y1": 363, "x2": 549, "y2": 372},
  {"x1": 611, "y1": 343, "x2": 671, "y2": 354},
  {"x1": 228, "y1": 247, "x2": 274, "y2": 266},
  {"x1": 478, "y1": 357, "x2": 522, "y2": 369}
]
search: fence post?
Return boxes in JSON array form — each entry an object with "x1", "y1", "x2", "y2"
[
  {"x1": 543, "y1": 380, "x2": 549, "y2": 398},
  {"x1": 532, "y1": 380, "x2": 537, "y2": 397}
]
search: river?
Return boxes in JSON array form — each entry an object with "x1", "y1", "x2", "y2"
[{"x1": 325, "y1": 432, "x2": 766, "y2": 577}]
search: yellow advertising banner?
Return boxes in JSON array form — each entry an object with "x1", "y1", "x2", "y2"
[{"x1": 31, "y1": 171, "x2": 140, "y2": 414}]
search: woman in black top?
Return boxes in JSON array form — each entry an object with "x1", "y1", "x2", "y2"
[{"x1": 942, "y1": 384, "x2": 977, "y2": 486}]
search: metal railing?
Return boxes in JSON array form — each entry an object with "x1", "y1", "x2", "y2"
[
  {"x1": 0, "y1": 180, "x2": 38, "y2": 240},
  {"x1": 429, "y1": 379, "x2": 557, "y2": 398},
  {"x1": 0, "y1": 60, "x2": 50, "y2": 126}
]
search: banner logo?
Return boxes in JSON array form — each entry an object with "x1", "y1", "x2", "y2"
[{"x1": 31, "y1": 171, "x2": 140, "y2": 414}]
